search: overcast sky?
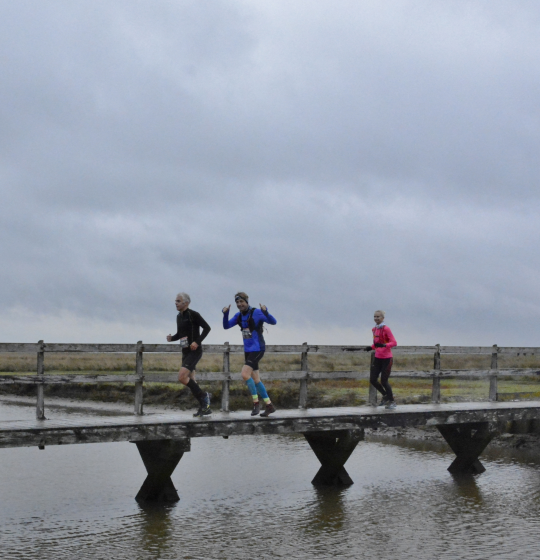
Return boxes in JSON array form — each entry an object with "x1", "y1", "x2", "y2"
[{"x1": 1, "y1": 0, "x2": 539, "y2": 346}]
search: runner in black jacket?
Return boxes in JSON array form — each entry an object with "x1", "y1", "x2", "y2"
[{"x1": 167, "y1": 292, "x2": 212, "y2": 417}]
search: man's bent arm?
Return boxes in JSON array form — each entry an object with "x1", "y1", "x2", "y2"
[{"x1": 194, "y1": 313, "x2": 211, "y2": 345}]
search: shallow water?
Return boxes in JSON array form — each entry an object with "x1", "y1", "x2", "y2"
[{"x1": 1, "y1": 400, "x2": 540, "y2": 560}]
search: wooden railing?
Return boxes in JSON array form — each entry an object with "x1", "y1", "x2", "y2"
[{"x1": 0, "y1": 342, "x2": 539, "y2": 418}]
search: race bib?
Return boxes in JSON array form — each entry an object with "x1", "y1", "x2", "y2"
[
  {"x1": 179, "y1": 337, "x2": 189, "y2": 347},
  {"x1": 242, "y1": 328, "x2": 252, "y2": 340}
]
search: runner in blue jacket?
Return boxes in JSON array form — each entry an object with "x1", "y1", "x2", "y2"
[{"x1": 223, "y1": 291, "x2": 277, "y2": 416}]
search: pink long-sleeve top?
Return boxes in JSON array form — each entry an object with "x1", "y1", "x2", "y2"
[{"x1": 371, "y1": 325, "x2": 397, "y2": 359}]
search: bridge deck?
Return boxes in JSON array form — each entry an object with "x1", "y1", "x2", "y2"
[{"x1": 1, "y1": 401, "x2": 539, "y2": 449}]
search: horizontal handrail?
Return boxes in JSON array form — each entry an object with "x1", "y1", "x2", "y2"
[{"x1": 0, "y1": 342, "x2": 539, "y2": 355}]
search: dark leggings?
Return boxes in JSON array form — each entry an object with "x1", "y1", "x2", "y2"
[{"x1": 370, "y1": 357, "x2": 394, "y2": 401}]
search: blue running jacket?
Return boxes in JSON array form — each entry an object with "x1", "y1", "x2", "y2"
[{"x1": 223, "y1": 307, "x2": 277, "y2": 352}]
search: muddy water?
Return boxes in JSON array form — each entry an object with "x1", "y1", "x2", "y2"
[{"x1": 1, "y1": 399, "x2": 540, "y2": 560}]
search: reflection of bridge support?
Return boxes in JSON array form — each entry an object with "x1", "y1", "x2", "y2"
[
  {"x1": 304, "y1": 429, "x2": 364, "y2": 486},
  {"x1": 134, "y1": 439, "x2": 190, "y2": 503},
  {"x1": 437, "y1": 422, "x2": 497, "y2": 474}
]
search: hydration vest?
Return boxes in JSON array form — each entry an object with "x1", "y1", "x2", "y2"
[{"x1": 237, "y1": 308, "x2": 262, "y2": 333}]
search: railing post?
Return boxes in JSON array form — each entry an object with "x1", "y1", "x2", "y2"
[
  {"x1": 221, "y1": 342, "x2": 230, "y2": 412},
  {"x1": 368, "y1": 351, "x2": 377, "y2": 405},
  {"x1": 36, "y1": 340, "x2": 46, "y2": 420},
  {"x1": 134, "y1": 340, "x2": 144, "y2": 415},
  {"x1": 489, "y1": 344, "x2": 498, "y2": 402},
  {"x1": 431, "y1": 344, "x2": 441, "y2": 404},
  {"x1": 299, "y1": 342, "x2": 309, "y2": 409}
]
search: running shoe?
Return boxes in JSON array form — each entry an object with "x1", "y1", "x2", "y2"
[
  {"x1": 193, "y1": 405, "x2": 212, "y2": 417},
  {"x1": 260, "y1": 403, "x2": 276, "y2": 417},
  {"x1": 378, "y1": 397, "x2": 389, "y2": 407},
  {"x1": 193, "y1": 392, "x2": 212, "y2": 417},
  {"x1": 385, "y1": 401, "x2": 397, "y2": 410},
  {"x1": 251, "y1": 402, "x2": 261, "y2": 416}
]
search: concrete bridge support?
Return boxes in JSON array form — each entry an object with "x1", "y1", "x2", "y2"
[
  {"x1": 304, "y1": 429, "x2": 364, "y2": 486},
  {"x1": 134, "y1": 439, "x2": 191, "y2": 503},
  {"x1": 436, "y1": 422, "x2": 497, "y2": 474}
]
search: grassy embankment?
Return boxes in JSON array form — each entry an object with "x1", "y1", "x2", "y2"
[{"x1": 0, "y1": 352, "x2": 539, "y2": 410}]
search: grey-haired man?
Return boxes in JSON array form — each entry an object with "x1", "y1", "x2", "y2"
[{"x1": 167, "y1": 292, "x2": 212, "y2": 417}]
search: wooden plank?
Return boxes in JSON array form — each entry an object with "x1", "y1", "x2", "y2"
[
  {"x1": 1, "y1": 342, "x2": 540, "y2": 356},
  {"x1": 0, "y1": 424, "x2": 191, "y2": 448},
  {"x1": 432, "y1": 345, "x2": 441, "y2": 403},
  {"x1": 43, "y1": 343, "x2": 138, "y2": 353},
  {"x1": 491, "y1": 345, "x2": 498, "y2": 369},
  {"x1": 221, "y1": 343, "x2": 230, "y2": 412},
  {"x1": 431, "y1": 377, "x2": 441, "y2": 403},
  {"x1": 0, "y1": 374, "x2": 141, "y2": 384},
  {"x1": 497, "y1": 347, "x2": 540, "y2": 356},
  {"x1": 0, "y1": 343, "x2": 39, "y2": 353},
  {"x1": 134, "y1": 341, "x2": 144, "y2": 415},
  {"x1": 257, "y1": 344, "x2": 318, "y2": 353},
  {"x1": 489, "y1": 375, "x2": 498, "y2": 401},
  {"x1": 298, "y1": 342, "x2": 309, "y2": 409},
  {"x1": 1, "y1": 402, "x2": 540, "y2": 449},
  {"x1": 434, "y1": 344, "x2": 441, "y2": 370},
  {"x1": 489, "y1": 345, "x2": 498, "y2": 402},
  {"x1": 36, "y1": 341, "x2": 45, "y2": 420},
  {"x1": 142, "y1": 344, "x2": 243, "y2": 353},
  {"x1": 438, "y1": 346, "x2": 494, "y2": 354}
]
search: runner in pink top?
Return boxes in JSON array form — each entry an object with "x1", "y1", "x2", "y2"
[{"x1": 364, "y1": 310, "x2": 397, "y2": 409}]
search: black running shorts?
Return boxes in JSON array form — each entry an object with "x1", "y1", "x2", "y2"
[
  {"x1": 181, "y1": 347, "x2": 203, "y2": 372},
  {"x1": 244, "y1": 350, "x2": 265, "y2": 370}
]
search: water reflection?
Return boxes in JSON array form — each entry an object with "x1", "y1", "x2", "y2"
[
  {"x1": 135, "y1": 503, "x2": 177, "y2": 560},
  {"x1": 304, "y1": 486, "x2": 348, "y2": 533},
  {"x1": 449, "y1": 473, "x2": 484, "y2": 504}
]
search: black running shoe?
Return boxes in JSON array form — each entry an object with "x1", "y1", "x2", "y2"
[
  {"x1": 193, "y1": 392, "x2": 212, "y2": 417},
  {"x1": 260, "y1": 403, "x2": 276, "y2": 417},
  {"x1": 251, "y1": 402, "x2": 260, "y2": 416},
  {"x1": 193, "y1": 404, "x2": 212, "y2": 417},
  {"x1": 378, "y1": 397, "x2": 389, "y2": 407}
]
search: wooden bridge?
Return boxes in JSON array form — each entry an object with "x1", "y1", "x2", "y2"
[
  {"x1": 1, "y1": 402, "x2": 539, "y2": 503},
  {"x1": 0, "y1": 341, "x2": 539, "y2": 503}
]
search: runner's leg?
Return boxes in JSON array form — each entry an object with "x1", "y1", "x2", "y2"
[
  {"x1": 369, "y1": 357, "x2": 387, "y2": 397},
  {"x1": 247, "y1": 350, "x2": 274, "y2": 416},
  {"x1": 380, "y1": 358, "x2": 394, "y2": 401},
  {"x1": 255, "y1": 379, "x2": 271, "y2": 405},
  {"x1": 246, "y1": 352, "x2": 271, "y2": 403},
  {"x1": 242, "y1": 364, "x2": 259, "y2": 404},
  {"x1": 178, "y1": 349, "x2": 209, "y2": 411},
  {"x1": 178, "y1": 367, "x2": 204, "y2": 398}
]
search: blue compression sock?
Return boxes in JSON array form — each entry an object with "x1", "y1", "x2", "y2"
[
  {"x1": 245, "y1": 378, "x2": 258, "y2": 398},
  {"x1": 255, "y1": 381, "x2": 269, "y2": 400}
]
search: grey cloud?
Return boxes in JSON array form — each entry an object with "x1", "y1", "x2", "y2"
[
  {"x1": 1, "y1": 1, "x2": 540, "y2": 345},
  {"x1": 3, "y1": 1, "x2": 540, "y2": 203}
]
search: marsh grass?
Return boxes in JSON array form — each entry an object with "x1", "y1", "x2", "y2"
[
  {"x1": 1, "y1": 351, "x2": 539, "y2": 410},
  {"x1": 2, "y1": 351, "x2": 540, "y2": 374}
]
